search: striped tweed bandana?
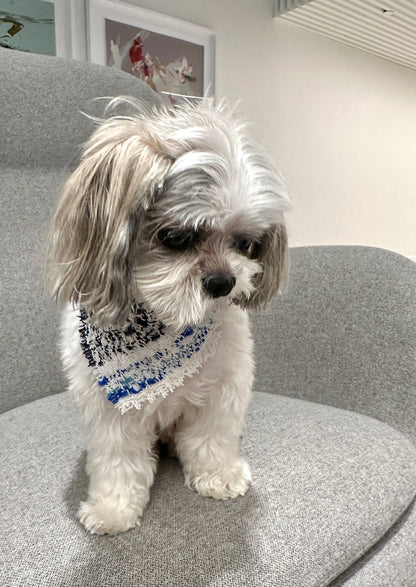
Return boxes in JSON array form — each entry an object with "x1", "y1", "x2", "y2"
[{"x1": 78, "y1": 302, "x2": 218, "y2": 413}]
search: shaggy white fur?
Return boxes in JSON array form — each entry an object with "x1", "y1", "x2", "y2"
[{"x1": 45, "y1": 98, "x2": 290, "y2": 535}]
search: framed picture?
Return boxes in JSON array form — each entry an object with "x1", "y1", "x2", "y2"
[
  {"x1": 87, "y1": 0, "x2": 215, "y2": 104},
  {"x1": 0, "y1": 0, "x2": 86, "y2": 59},
  {"x1": 0, "y1": 0, "x2": 56, "y2": 55}
]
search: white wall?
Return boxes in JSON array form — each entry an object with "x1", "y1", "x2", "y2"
[{"x1": 121, "y1": 0, "x2": 416, "y2": 259}]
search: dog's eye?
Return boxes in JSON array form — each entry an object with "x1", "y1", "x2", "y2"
[
  {"x1": 234, "y1": 237, "x2": 257, "y2": 258},
  {"x1": 157, "y1": 228, "x2": 198, "y2": 251},
  {"x1": 235, "y1": 238, "x2": 251, "y2": 253}
]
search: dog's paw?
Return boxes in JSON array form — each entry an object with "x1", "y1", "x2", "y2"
[
  {"x1": 187, "y1": 459, "x2": 252, "y2": 500},
  {"x1": 77, "y1": 500, "x2": 141, "y2": 535}
]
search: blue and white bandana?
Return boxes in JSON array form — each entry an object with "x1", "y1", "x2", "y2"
[{"x1": 79, "y1": 302, "x2": 218, "y2": 413}]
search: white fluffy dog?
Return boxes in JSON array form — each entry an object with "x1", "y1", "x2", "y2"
[{"x1": 45, "y1": 98, "x2": 290, "y2": 535}]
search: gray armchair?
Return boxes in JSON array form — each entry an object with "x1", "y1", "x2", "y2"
[{"x1": 1, "y1": 48, "x2": 415, "y2": 586}]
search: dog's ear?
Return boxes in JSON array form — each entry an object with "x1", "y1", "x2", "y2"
[
  {"x1": 45, "y1": 116, "x2": 171, "y2": 326},
  {"x1": 238, "y1": 223, "x2": 288, "y2": 309}
]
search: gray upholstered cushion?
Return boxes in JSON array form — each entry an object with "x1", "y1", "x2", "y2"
[
  {"x1": 332, "y1": 500, "x2": 416, "y2": 585},
  {"x1": 252, "y1": 246, "x2": 416, "y2": 443},
  {"x1": 1, "y1": 391, "x2": 415, "y2": 586},
  {"x1": 1, "y1": 168, "x2": 66, "y2": 413}
]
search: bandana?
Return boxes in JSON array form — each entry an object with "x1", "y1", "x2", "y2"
[{"x1": 78, "y1": 302, "x2": 219, "y2": 414}]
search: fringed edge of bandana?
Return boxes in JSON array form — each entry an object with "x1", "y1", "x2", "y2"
[
  {"x1": 115, "y1": 320, "x2": 220, "y2": 414},
  {"x1": 79, "y1": 303, "x2": 221, "y2": 413}
]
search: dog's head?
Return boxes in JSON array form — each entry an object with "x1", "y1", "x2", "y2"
[{"x1": 45, "y1": 98, "x2": 290, "y2": 330}]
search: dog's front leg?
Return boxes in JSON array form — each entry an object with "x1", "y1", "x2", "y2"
[
  {"x1": 176, "y1": 379, "x2": 252, "y2": 501},
  {"x1": 78, "y1": 411, "x2": 157, "y2": 535}
]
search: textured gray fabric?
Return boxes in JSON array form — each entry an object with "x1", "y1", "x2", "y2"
[
  {"x1": 1, "y1": 391, "x2": 416, "y2": 587},
  {"x1": 252, "y1": 246, "x2": 416, "y2": 443},
  {"x1": 0, "y1": 168, "x2": 66, "y2": 413},
  {"x1": 331, "y1": 499, "x2": 416, "y2": 586},
  {"x1": 0, "y1": 49, "x2": 160, "y2": 413},
  {"x1": 0, "y1": 48, "x2": 160, "y2": 170}
]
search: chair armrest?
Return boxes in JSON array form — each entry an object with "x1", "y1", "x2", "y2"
[{"x1": 251, "y1": 246, "x2": 416, "y2": 442}]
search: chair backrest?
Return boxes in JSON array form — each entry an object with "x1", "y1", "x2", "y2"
[{"x1": 0, "y1": 49, "x2": 159, "y2": 413}]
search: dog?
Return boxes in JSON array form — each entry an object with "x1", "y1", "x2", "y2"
[{"x1": 45, "y1": 97, "x2": 290, "y2": 535}]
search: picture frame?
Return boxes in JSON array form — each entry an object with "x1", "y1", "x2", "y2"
[
  {"x1": 87, "y1": 0, "x2": 215, "y2": 102},
  {"x1": 43, "y1": 0, "x2": 87, "y2": 60},
  {"x1": 0, "y1": 0, "x2": 57, "y2": 56}
]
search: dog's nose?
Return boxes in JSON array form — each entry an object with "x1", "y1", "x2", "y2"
[{"x1": 202, "y1": 273, "x2": 236, "y2": 298}]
